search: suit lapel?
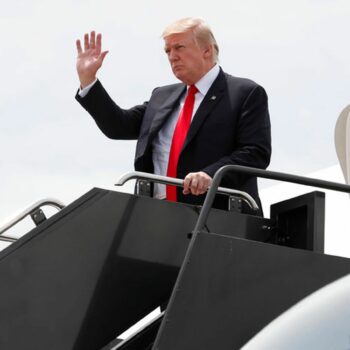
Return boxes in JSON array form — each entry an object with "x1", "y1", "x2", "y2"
[
  {"x1": 183, "y1": 69, "x2": 226, "y2": 150},
  {"x1": 148, "y1": 85, "x2": 186, "y2": 138}
]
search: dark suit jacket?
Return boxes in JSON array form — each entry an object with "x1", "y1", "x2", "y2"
[{"x1": 76, "y1": 68, "x2": 271, "y2": 212}]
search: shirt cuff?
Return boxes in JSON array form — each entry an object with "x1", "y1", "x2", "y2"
[{"x1": 78, "y1": 79, "x2": 98, "y2": 97}]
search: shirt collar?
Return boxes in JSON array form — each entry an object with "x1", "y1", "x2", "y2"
[{"x1": 193, "y1": 64, "x2": 220, "y2": 96}]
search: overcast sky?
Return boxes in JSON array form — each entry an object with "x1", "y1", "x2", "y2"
[{"x1": 1, "y1": 0, "x2": 350, "y2": 221}]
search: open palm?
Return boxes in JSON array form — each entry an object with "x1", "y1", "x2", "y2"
[{"x1": 76, "y1": 31, "x2": 108, "y2": 88}]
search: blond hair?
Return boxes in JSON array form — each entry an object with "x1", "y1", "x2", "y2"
[{"x1": 162, "y1": 17, "x2": 219, "y2": 63}]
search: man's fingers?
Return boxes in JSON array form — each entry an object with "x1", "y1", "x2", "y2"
[
  {"x1": 183, "y1": 172, "x2": 212, "y2": 196},
  {"x1": 76, "y1": 40, "x2": 82, "y2": 55},
  {"x1": 96, "y1": 33, "x2": 102, "y2": 52},
  {"x1": 183, "y1": 174, "x2": 201, "y2": 195},
  {"x1": 183, "y1": 176, "x2": 191, "y2": 193},
  {"x1": 90, "y1": 31, "x2": 96, "y2": 49},
  {"x1": 84, "y1": 33, "x2": 89, "y2": 51},
  {"x1": 98, "y1": 51, "x2": 109, "y2": 65},
  {"x1": 80, "y1": 31, "x2": 103, "y2": 54},
  {"x1": 193, "y1": 179, "x2": 205, "y2": 195},
  {"x1": 190, "y1": 177, "x2": 199, "y2": 190},
  {"x1": 196, "y1": 182, "x2": 207, "y2": 194}
]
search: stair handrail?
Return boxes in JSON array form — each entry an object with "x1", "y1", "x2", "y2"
[
  {"x1": 0, "y1": 235, "x2": 17, "y2": 243},
  {"x1": 0, "y1": 198, "x2": 65, "y2": 237},
  {"x1": 193, "y1": 164, "x2": 350, "y2": 234},
  {"x1": 115, "y1": 171, "x2": 259, "y2": 211}
]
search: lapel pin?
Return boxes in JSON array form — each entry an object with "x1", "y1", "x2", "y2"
[{"x1": 210, "y1": 95, "x2": 217, "y2": 100}]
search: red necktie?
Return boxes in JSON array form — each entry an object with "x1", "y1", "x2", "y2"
[{"x1": 166, "y1": 85, "x2": 198, "y2": 201}]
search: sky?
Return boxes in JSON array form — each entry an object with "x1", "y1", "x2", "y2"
[{"x1": 1, "y1": 0, "x2": 350, "y2": 241}]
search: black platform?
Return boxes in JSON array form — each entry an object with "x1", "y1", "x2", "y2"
[
  {"x1": 0, "y1": 189, "x2": 270, "y2": 350},
  {"x1": 0, "y1": 188, "x2": 348, "y2": 350}
]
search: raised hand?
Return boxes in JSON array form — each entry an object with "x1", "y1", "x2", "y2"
[{"x1": 76, "y1": 31, "x2": 109, "y2": 88}]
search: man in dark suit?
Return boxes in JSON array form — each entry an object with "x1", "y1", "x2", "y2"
[{"x1": 75, "y1": 17, "x2": 271, "y2": 213}]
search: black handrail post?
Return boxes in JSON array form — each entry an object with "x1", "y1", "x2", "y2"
[{"x1": 193, "y1": 167, "x2": 226, "y2": 234}]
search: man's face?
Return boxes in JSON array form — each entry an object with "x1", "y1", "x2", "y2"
[{"x1": 164, "y1": 31, "x2": 211, "y2": 85}]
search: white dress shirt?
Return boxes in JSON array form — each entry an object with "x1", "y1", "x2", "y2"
[{"x1": 78, "y1": 79, "x2": 98, "y2": 97}]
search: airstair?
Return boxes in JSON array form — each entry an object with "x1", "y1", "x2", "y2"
[{"x1": 1, "y1": 165, "x2": 350, "y2": 350}]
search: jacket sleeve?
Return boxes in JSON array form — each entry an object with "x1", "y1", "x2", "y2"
[{"x1": 75, "y1": 80, "x2": 148, "y2": 140}]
